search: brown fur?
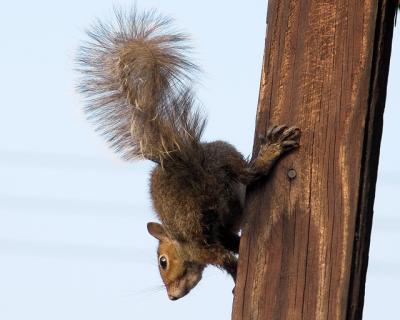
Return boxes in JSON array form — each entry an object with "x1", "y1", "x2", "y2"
[{"x1": 77, "y1": 8, "x2": 300, "y2": 300}]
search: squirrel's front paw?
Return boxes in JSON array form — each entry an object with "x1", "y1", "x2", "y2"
[{"x1": 258, "y1": 125, "x2": 301, "y2": 157}]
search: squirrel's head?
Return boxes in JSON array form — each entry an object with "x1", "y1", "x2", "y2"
[{"x1": 147, "y1": 222, "x2": 205, "y2": 300}]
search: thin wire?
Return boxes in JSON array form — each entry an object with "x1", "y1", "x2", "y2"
[
  {"x1": 0, "y1": 237, "x2": 154, "y2": 264},
  {"x1": 0, "y1": 194, "x2": 147, "y2": 217},
  {"x1": 0, "y1": 149, "x2": 151, "y2": 173}
]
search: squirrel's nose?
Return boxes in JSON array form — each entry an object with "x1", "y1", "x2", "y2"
[{"x1": 168, "y1": 295, "x2": 178, "y2": 301}]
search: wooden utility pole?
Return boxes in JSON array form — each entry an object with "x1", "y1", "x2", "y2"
[{"x1": 232, "y1": 1, "x2": 397, "y2": 319}]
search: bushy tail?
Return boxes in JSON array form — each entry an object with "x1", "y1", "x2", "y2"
[{"x1": 77, "y1": 9, "x2": 206, "y2": 168}]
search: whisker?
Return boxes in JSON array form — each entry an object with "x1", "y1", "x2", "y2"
[{"x1": 122, "y1": 284, "x2": 166, "y2": 298}]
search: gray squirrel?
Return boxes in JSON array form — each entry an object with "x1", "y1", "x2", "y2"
[{"x1": 77, "y1": 8, "x2": 300, "y2": 300}]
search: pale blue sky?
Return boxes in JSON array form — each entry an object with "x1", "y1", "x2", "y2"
[{"x1": 0, "y1": 1, "x2": 399, "y2": 319}]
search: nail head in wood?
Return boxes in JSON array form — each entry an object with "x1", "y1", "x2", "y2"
[{"x1": 287, "y1": 168, "x2": 297, "y2": 180}]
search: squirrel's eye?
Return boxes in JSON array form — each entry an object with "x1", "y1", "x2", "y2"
[{"x1": 159, "y1": 256, "x2": 168, "y2": 270}]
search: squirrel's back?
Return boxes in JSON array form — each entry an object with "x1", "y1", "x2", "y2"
[
  {"x1": 150, "y1": 140, "x2": 247, "y2": 243},
  {"x1": 77, "y1": 8, "x2": 206, "y2": 169}
]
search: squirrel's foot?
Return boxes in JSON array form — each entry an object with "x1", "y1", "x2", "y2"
[
  {"x1": 239, "y1": 125, "x2": 301, "y2": 185},
  {"x1": 258, "y1": 125, "x2": 300, "y2": 159}
]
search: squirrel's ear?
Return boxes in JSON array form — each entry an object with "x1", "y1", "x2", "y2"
[{"x1": 147, "y1": 222, "x2": 168, "y2": 241}]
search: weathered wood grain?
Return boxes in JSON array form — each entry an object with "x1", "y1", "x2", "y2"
[{"x1": 232, "y1": 1, "x2": 397, "y2": 319}]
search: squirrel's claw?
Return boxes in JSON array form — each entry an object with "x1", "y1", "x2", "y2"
[
  {"x1": 267, "y1": 124, "x2": 287, "y2": 141},
  {"x1": 265, "y1": 125, "x2": 300, "y2": 145},
  {"x1": 280, "y1": 126, "x2": 301, "y2": 141},
  {"x1": 281, "y1": 140, "x2": 300, "y2": 150},
  {"x1": 259, "y1": 125, "x2": 301, "y2": 156}
]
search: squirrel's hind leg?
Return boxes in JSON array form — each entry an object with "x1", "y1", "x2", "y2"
[
  {"x1": 239, "y1": 125, "x2": 300, "y2": 185},
  {"x1": 218, "y1": 230, "x2": 240, "y2": 254},
  {"x1": 220, "y1": 253, "x2": 238, "y2": 280}
]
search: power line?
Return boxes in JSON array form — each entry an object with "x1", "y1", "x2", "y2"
[
  {"x1": 0, "y1": 149, "x2": 151, "y2": 173},
  {"x1": 0, "y1": 194, "x2": 149, "y2": 217},
  {"x1": 0, "y1": 237, "x2": 153, "y2": 264}
]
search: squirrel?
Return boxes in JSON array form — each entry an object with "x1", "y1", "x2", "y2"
[{"x1": 77, "y1": 8, "x2": 300, "y2": 301}]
